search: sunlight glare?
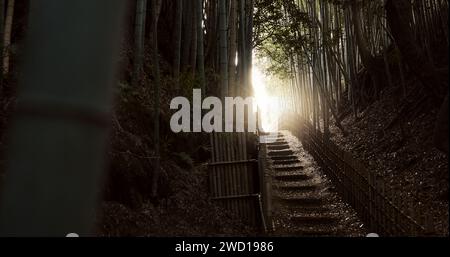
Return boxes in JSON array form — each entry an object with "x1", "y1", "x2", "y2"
[{"x1": 252, "y1": 66, "x2": 281, "y2": 132}]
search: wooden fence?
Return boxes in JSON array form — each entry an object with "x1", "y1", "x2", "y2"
[
  {"x1": 209, "y1": 132, "x2": 264, "y2": 228},
  {"x1": 288, "y1": 120, "x2": 435, "y2": 236}
]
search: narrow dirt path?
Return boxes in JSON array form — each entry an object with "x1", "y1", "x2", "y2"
[{"x1": 264, "y1": 131, "x2": 368, "y2": 237}]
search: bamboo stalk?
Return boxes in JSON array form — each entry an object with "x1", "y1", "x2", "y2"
[
  {"x1": 0, "y1": 0, "x2": 125, "y2": 236},
  {"x1": 2, "y1": 0, "x2": 14, "y2": 75}
]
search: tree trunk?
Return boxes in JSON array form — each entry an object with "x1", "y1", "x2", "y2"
[
  {"x1": 245, "y1": 0, "x2": 253, "y2": 97},
  {"x1": 219, "y1": 0, "x2": 228, "y2": 97},
  {"x1": 0, "y1": 0, "x2": 125, "y2": 236},
  {"x1": 351, "y1": 1, "x2": 382, "y2": 99},
  {"x1": 190, "y1": 0, "x2": 197, "y2": 77},
  {"x1": 228, "y1": 0, "x2": 237, "y2": 96},
  {"x1": 205, "y1": 0, "x2": 217, "y2": 72},
  {"x1": 196, "y1": 0, "x2": 206, "y2": 92},
  {"x1": 181, "y1": 0, "x2": 193, "y2": 72},
  {"x1": 238, "y1": 0, "x2": 246, "y2": 97},
  {"x1": 385, "y1": 0, "x2": 443, "y2": 103},
  {"x1": 173, "y1": 0, "x2": 183, "y2": 88},
  {"x1": 132, "y1": 0, "x2": 147, "y2": 88},
  {"x1": 0, "y1": 0, "x2": 5, "y2": 89},
  {"x1": 2, "y1": 0, "x2": 14, "y2": 76},
  {"x1": 150, "y1": 0, "x2": 162, "y2": 198}
]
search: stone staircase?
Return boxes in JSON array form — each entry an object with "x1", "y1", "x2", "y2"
[{"x1": 264, "y1": 131, "x2": 366, "y2": 237}]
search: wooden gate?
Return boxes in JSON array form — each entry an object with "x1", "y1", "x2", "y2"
[{"x1": 208, "y1": 132, "x2": 263, "y2": 227}]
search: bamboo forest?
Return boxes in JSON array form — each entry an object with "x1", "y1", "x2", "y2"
[{"x1": 0, "y1": 0, "x2": 448, "y2": 238}]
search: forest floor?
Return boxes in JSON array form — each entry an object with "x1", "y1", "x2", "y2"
[
  {"x1": 328, "y1": 87, "x2": 449, "y2": 236},
  {"x1": 97, "y1": 164, "x2": 260, "y2": 236}
]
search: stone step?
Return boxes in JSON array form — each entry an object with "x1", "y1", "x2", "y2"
[
  {"x1": 268, "y1": 139, "x2": 287, "y2": 144},
  {"x1": 265, "y1": 138, "x2": 286, "y2": 143},
  {"x1": 273, "y1": 159, "x2": 301, "y2": 166},
  {"x1": 274, "y1": 165, "x2": 305, "y2": 172},
  {"x1": 293, "y1": 227, "x2": 340, "y2": 237},
  {"x1": 290, "y1": 214, "x2": 338, "y2": 225},
  {"x1": 275, "y1": 172, "x2": 310, "y2": 181},
  {"x1": 265, "y1": 133, "x2": 285, "y2": 139},
  {"x1": 288, "y1": 206, "x2": 332, "y2": 213},
  {"x1": 277, "y1": 184, "x2": 318, "y2": 192},
  {"x1": 261, "y1": 132, "x2": 283, "y2": 137},
  {"x1": 276, "y1": 196, "x2": 323, "y2": 206},
  {"x1": 268, "y1": 150, "x2": 294, "y2": 157},
  {"x1": 267, "y1": 141, "x2": 289, "y2": 146},
  {"x1": 270, "y1": 155, "x2": 298, "y2": 161},
  {"x1": 268, "y1": 144, "x2": 290, "y2": 151}
]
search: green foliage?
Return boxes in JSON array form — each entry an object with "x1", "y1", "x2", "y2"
[
  {"x1": 255, "y1": 40, "x2": 292, "y2": 79},
  {"x1": 254, "y1": 0, "x2": 313, "y2": 79}
]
